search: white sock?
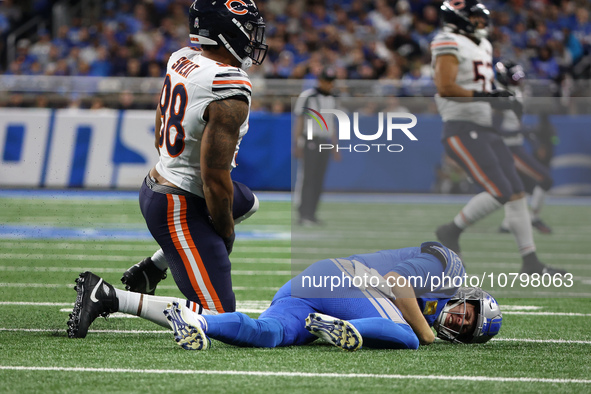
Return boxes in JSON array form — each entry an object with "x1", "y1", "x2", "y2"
[
  {"x1": 151, "y1": 249, "x2": 168, "y2": 271},
  {"x1": 530, "y1": 186, "x2": 546, "y2": 219},
  {"x1": 454, "y1": 192, "x2": 502, "y2": 229},
  {"x1": 114, "y1": 289, "x2": 218, "y2": 328},
  {"x1": 504, "y1": 197, "x2": 536, "y2": 256},
  {"x1": 501, "y1": 216, "x2": 510, "y2": 230}
]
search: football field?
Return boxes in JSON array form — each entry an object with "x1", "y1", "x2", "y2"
[{"x1": 1, "y1": 191, "x2": 590, "y2": 393}]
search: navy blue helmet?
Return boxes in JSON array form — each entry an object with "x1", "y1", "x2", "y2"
[
  {"x1": 440, "y1": 0, "x2": 490, "y2": 39},
  {"x1": 189, "y1": 0, "x2": 268, "y2": 68}
]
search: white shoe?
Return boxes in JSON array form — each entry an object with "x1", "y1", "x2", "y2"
[
  {"x1": 305, "y1": 313, "x2": 362, "y2": 351},
  {"x1": 163, "y1": 302, "x2": 210, "y2": 350}
]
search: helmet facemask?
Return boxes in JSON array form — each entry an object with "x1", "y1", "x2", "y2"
[
  {"x1": 188, "y1": 0, "x2": 268, "y2": 70},
  {"x1": 434, "y1": 297, "x2": 474, "y2": 343},
  {"x1": 220, "y1": 17, "x2": 267, "y2": 69},
  {"x1": 441, "y1": 1, "x2": 491, "y2": 40},
  {"x1": 435, "y1": 287, "x2": 502, "y2": 344}
]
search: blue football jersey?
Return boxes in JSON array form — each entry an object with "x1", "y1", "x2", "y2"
[{"x1": 345, "y1": 242, "x2": 466, "y2": 326}]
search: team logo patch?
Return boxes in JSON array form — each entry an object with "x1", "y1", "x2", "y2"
[
  {"x1": 225, "y1": 0, "x2": 249, "y2": 15},
  {"x1": 423, "y1": 301, "x2": 438, "y2": 315},
  {"x1": 448, "y1": 0, "x2": 465, "y2": 9}
]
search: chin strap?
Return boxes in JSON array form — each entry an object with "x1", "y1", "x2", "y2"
[{"x1": 218, "y1": 34, "x2": 250, "y2": 69}]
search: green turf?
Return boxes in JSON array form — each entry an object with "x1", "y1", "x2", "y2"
[{"x1": 0, "y1": 195, "x2": 590, "y2": 392}]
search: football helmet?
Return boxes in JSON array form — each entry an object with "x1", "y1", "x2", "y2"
[
  {"x1": 440, "y1": 0, "x2": 490, "y2": 39},
  {"x1": 495, "y1": 61, "x2": 526, "y2": 88},
  {"x1": 434, "y1": 287, "x2": 502, "y2": 344},
  {"x1": 188, "y1": 0, "x2": 268, "y2": 69}
]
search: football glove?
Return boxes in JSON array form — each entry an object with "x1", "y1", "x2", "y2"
[{"x1": 473, "y1": 89, "x2": 514, "y2": 99}]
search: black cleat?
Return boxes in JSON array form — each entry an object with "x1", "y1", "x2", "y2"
[
  {"x1": 67, "y1": 272, "x2": 118, "y2": 338},
  {"x1": 521, "y1": 263, "x2": 568, "y2": 276},
  {"x1": 435, "y1": 222, "x2": 462, "y2": 255},
  {"x1": 498, "y1": 225, "x2": 510, "y2": 234},
  {"x1": 532, "y1": 218, "x2": 552, "y2": 234},
  {"x1": 121, "y1": 257, "x2": 167, "y2": 295}
]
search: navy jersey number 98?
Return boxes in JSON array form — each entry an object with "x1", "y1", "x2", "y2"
[{"x1": 159, "y1": 74, "x2": 188, "y2": 157}]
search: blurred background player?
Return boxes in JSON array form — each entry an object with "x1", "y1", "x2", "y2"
[
  {"x1": 430, "y1": 0, "x2": 566, "y2": 276},
  {"x1": 65, "y1": 241, "x2": 502, "y2": 349},
  {"x1": 493, "y1": 61, "x2": 554, "y2": 234},
  {"x1": 68, "y1": 0, "x2": 268, "y2": 337},
  {"x1": 292, "y1": 66, "x2": 341, "y2": 226}
]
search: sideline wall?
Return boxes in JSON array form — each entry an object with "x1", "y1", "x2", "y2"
[{"x1": 0, "y1": 109, "x2": 589, "y2": 195}]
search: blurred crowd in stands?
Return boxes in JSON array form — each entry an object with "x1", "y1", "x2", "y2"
[{"x1": 1, "y1": 0, "x2": 591, "y2": 107}]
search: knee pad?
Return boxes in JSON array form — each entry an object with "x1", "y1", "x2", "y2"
[
  {"x1": 235, "y1": 193, "x2": 259, "y2": 224},
  {"x1": 232, "y1": 181, "x2": 259, "y2": 223}
]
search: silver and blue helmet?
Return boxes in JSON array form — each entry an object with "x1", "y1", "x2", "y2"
[{"x1": 434, "y1": 287, "x2": 502, "y2": 344}]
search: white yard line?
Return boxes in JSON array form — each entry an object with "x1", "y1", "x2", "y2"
[
  {"x1": 0, "y1": 242, "x2": 291, "y2": 253},
  {"x1": 503, "y1": 311, "x2": 591, "y2": 316},
  {"x1": 492, "y1": 338, "x2": 591, "y2": 345},
  {"x1": 0, "y1": 254, "x2": 291, "y2": 264},
  {"x1": 2, "y1": 328, "x2": 590, "y2": 346},
  {"x1": 0, "y1": 365, "x2": 589, "y2": 384},
  {"x1": 2, "y1": 301, "x2": 591, "y2": 317}
]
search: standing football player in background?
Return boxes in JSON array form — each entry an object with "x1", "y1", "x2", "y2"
[
  {"x1": 493, "y1": 61, "x2": 554, "y2": 234},
  {"x1": 65, "y1": 241, "x2": 503, "y2": 349},
  {"x1": 431, "y1": 1, "x2": 566, "y2": 275},
  {"x1": 68, "y1": 0, "x2": 268, "y2": 338},
  {"x1": 292, "y1": 66, "x2": 341, "y2": 226}
]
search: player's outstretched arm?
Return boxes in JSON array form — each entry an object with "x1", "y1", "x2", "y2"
[
  {"x1": 385, "y1": 271, "x2": 435, "y2": 345},
  {"x1": 201, "y1": 97, "x2": 249, "y2": 245}
]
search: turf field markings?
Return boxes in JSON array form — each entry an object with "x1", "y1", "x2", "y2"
[
  {"x1": 0, "y1": 266, "x2": 291, "y2": 275},
  {"x1": 465, "y1": 251, "x2": 591, "y2": 261},
  {"x1": 501, "y1": 305, "x2": 542, "y2": 311},
  {"x1": 9, "y1": 253, "x2": 585, "y2": 271},
  {"x1": 0, "y1": 242, "x2": 291, "y2": 254},
  {"x1": 0, "y1": 328, "x2": 169, "y2": 334},
  {"x1": 502, "y1": 311, "x2": 591, "y2": 316},
  {"x1": 2, "y1": 302, "x2": 591, "y2": 317},
  {"x1": 290, "y1": 247, "x2": 589, "y2": 261},
  {"x1": 0, "y1": 283, "x2": 280, "y2": 291},
  {"x1": 0, "y1": 255, "x2": 291, "y2": 265},
  {"x1": 2, "y1": 329, "x2": 591, "y2": 346},
  {"x1": 493, "y1": 338, "x2": 591, "y2": 345},
  {"x1": 0, "y1": 366, "x2": 589, "y2": 384}
]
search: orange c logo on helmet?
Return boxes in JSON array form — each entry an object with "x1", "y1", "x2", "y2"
[
  {"x1": 449, "y1": 0, "x2": 466, "y2": 9},
  {"x1": 225, "y1": 0, "x2": 248, "y2": 15}
]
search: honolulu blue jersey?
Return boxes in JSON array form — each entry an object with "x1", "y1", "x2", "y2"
[{"x1": 345, "y1": 242, "x2": 465, "y2": 326}]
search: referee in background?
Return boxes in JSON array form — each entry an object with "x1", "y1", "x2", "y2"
[{"x1": 293, "y1": 66, "x2": 340, "y2": 226}]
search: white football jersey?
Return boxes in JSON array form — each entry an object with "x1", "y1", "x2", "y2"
[
  {"x1": 155, "y1": 47, "x2": 251, "y2": 197},
  {"x1": 431, "y1": 31, "x2": 494, "y2": 126}
]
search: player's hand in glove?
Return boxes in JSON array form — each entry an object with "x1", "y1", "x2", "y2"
[
  {"x1": 473, "y1": 89, "x2": 514, "y2": 99},
  {"x1": 473, "y1": 89, "x2": 519, "y2": 111}
]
